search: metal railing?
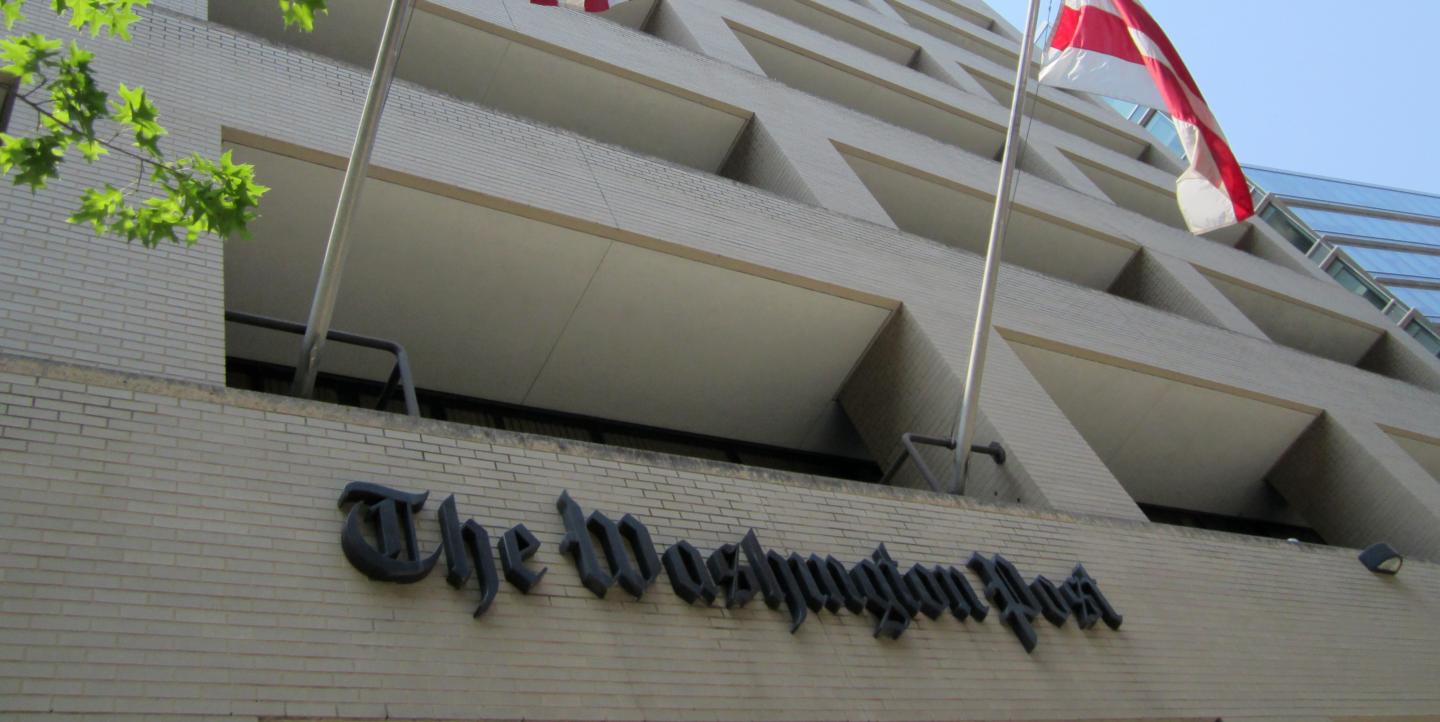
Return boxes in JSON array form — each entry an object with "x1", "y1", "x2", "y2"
[
  {"x1": 224, "y1": 310, "x2": 420, "y2": 418},
  {"x1": 879, "y1": 432, "x2": 1005, "y2": 494}
]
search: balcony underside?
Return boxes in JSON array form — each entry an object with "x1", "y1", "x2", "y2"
[
  {"x1": 213, "y1": 0, "x2": 743, "y2": 174},
  {"x1": 1007, "y1": 337, "x2": 1320, "y2": 524},
  {"x1": 223, "y1": 142, "x2": 893, "y2": 456},
  {"x1": 1389, "y1": 431, "x2": 1440, "y2": 482},
  {"x1": 840, "y1": 150, "x2": 1138, "y2": 291}
]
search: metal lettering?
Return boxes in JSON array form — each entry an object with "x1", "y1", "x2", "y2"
[
  {"x1": 707, "y1": 543, "x2": 758, "y2": 608},
  {"x1": 437, "y1": 495, "x2": 499, "y2": 617},
  {"x1": 931, "y1": 565, "x2": 988, "y2": 622},
  {"x1": 812, "y1": 554, "x2": 865, "y2": 614},
  {"x1": 766, "y1": 550, "x2": 808, "y2": 633},
  {"x1": 1063, "y1": 564, "x2": 1123, "y2": 630},
  {"x1": 338, "y1": 482, "x2": 440, "y2": 584},
  {"x1": 555, "y1": 491, "x2": 613, "y2": 598},
  {"x1": 968, "y1": 552, "x2": 1041, "y2": 653},
  {"x1": 498, "y1": 524, "x2": 546, "y2": 593},
  {"x1": 786, "y1": 553, "x2": 829, "y2": 613},
  {"x1": 663, "y1": 540, "x2": 717, "y2": 605},
  {"x1": 850, "y1": 558, "x2": 910, "y2": 639}
]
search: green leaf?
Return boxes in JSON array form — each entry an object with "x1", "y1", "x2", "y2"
[
  {"x1": 49, "y1": 41, "x2": 108, "y2": 139},
  {"x1": 61, "y1": 152, "x2": 269, "y2": 246},
  {"x1": 1, "y1": 0, "x2": 25, "y2": 29},
  {"x1": 51, "y1": 0, "x2": 149, "y2": 40},
  {"x1": 111, "y1": 82, "x2": 164, "y2": 158},
  {"x1": 69, "y1": 182, "x2": 124, "y2": 232},
  {"x1": 74, "y1": 137, "x2": 105, "y2": 160},
  {"x1": 0, "y1": 132, "x2": 66, "y2": 190},
  {"x1": 278, "y1": 0, "x2": 325, "y2": 32},
  {"x1": 0, "y1": 0, "x2": 292, "y2": 245},
  {"x1": 1, "y1": 32, "x2": 62, "y2": 84}
]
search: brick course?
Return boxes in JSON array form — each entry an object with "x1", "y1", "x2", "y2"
[
  {"x1": 1, "y1": 0, "x2": 1439, "y2": 717},
  {"x1": 1, "y1": 355, "x2": 1439, "y2": 721}
]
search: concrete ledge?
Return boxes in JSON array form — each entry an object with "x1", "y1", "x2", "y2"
[{"x1": 0, "y1": 351, "x2": 1405, "y2": 565}]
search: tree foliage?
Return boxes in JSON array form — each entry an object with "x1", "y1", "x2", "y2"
[{"x1": 0, "y1": 0, "x2": 328, "y2": 246}]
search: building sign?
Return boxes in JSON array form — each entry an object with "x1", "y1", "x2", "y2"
[{"x1": 338, "y1": 483, "x2": 1122, "y2": 653}]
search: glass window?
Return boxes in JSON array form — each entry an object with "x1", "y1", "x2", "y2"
[
  {"x1": 1387, "y1": 286, "x2": 1440, "y2": 320},
  {"x1": 0, "y1": 74, "x2": 16, "y2": 133},
  {"x1": 1243, "y1": 166, "x2": 1440, "y2": 218},
  {"x1": 1334, "y1": 246, "x2": 1440, "y2": 284},
  {"x1": 1102, "y1": 97, "x2": 1138, "y2": 118},
  {"x1": 1405, "y1": 320, "x2": 1440, "y2": 357},
  {"x1": 1142, "y1": 112, "x2": 1185, "y2": 159},
  {"x1": 1326, "y1": 261, "x2": 1390, "y2": 310},
  {"x1": 1261, "y1": 206, "x2": 1316, "y2": 253},
  {"x1": 1249, "y1": 183, "x2": 1267, "y2": 209},
  {"x1": 1386, "y1": 299, "x2": 1412, "y2": 322},
  {"x1": 1291, "y1": 207, "x2": 1440, "y2": 248}
]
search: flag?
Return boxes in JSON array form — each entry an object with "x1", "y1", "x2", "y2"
[
  {"x1": 1040, "y1": 0, "x2": 1253, "y2": 234},
  {"x1": 531, "y1": 0, "x2": 630, "y2": 10}
]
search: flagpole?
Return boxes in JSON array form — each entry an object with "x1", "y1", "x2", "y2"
[
  {"x1": 292, "y1": 0, "x2": 417, "y2": 399},
  {"x1": 951, "y1": 0, "x2": 1046, "y2": 493}
]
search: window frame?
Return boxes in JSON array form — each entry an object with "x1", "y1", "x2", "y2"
[{"x1": 0, "y1": 73, "x2": 18, "y2": 134}]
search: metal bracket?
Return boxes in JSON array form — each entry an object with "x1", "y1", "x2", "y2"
[
  {"x1": 225, "y1": 310, "x2": 420, "y2": 418},
  {"x1": 878, "y1": 433, "x2": 1005, "y2": 494}
]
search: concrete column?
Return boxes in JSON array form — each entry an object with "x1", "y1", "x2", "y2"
[
  {"x1": 1108, "y1": 251, "x2": 1273, "y2": 342},
  {"x1": 1268, "y1": 412, "x2": 1440, "y2": 562},
  {"x1": 847, "y1": 0, "x2": 907, "y2": 24},
  {"x1": 1024, "y1": 143, "x2": 1113, "y2": 203},
  {"x1": 1358, "y1": 328, "x2": 1440, "y2": 393},
  {"x1": 1235, "y1": 219, "x2": 1337, "y2": 283},
  {"x1": 840, "y1": 309, "x2": 1147, "y2": 521},
  {"x1": 753, "y1": 120, "x2": 900, "y2": 227},
  {"x1": 646, "y1": 0, "x2": 766, "y2": 73}
]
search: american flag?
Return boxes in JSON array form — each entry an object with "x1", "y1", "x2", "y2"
[{"x1": 1040, "y1": 0, "x2": 1253, "y2": 234}]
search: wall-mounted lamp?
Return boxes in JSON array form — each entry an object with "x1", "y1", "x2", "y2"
[{"x1": 1358, "y1": 542, "x2": 1403, "y2": 575}]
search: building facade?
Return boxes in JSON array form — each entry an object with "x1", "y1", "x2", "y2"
[
  {"x1": 2, "y1": 0, "x2": 1440, "y2": 719},
  {"x1": 1247, "y1": 166, "x2": 1440, "y2": 359},
  {"x1": 1097, "y1": 103, "x2": 1440, "y2": 361}
]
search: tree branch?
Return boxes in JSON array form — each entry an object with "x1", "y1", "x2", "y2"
[{"x1": 16, "y1": 92, "x2": 164, "y2": 170}]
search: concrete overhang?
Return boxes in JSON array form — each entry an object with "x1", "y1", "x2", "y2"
[
  {"x1": 1198, "y1": 270, "x2": 1386, "y2": 366},
  {"x1": 1386, "y1": 428, "x2": 1440, "y2": 483},
  {"x1": 211, "y1": 0, "x2": 747, "y2": 174},
  {"x1": 1005, "y1": 333, "x2": 1321, "y2": 523},
  {"x1": 726, "y1": 21, "x2": 1007, "y2": 160},
  {"x1": 967, "y1": 75, "x2": 1157, "y2": 164},
  {"x1": 1060, "y1": 151, "x2": 1188, "y2": 230},
  {"x1": 222, "y1": 140, "x2": 895, "y2": 455},
  {"x1": 836, "y1": 145, "x2": 1139, "y2": 291},
  {"x1": 884, "y1": 0, "x2": 1018, "y2": 69},
  {"x1": 739, "y1": 0, "x2": 921, "y2": 65}
]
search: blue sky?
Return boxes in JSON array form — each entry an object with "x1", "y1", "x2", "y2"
[{"x1": 983, "y1": 0, "x2": 1440, "y2": 195}]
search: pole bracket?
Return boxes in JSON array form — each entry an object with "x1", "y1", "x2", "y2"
[{"x1": 879, "y1": 433, "x2": 1006, "y2": 493}]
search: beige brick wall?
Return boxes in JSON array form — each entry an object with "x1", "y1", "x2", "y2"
[
  {"x1": 0, "y1": 0, "x2": 1437, "y2": 547},
  {"x1": 2, "y1": 356, "x2": 1439, "y2": 721},
  {"x1": 1, "y1": 3, "x2": 1439, "y2": 717}
]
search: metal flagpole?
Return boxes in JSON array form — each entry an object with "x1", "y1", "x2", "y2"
[
  {"x1": 292, "y1": 0, "x2": 418, "y2": 399},
  {"x1": 951, "y1": 0, "x2": 1046, "y2": 493}
]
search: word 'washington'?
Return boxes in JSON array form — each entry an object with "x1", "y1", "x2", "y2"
[{"x1": 338, "y1": 483, "x2": 1122, "y2": 653}]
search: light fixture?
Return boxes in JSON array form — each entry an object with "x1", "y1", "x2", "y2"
[{"x1": 1358, "y1": 542, "x2": 1403, "y2": 574}]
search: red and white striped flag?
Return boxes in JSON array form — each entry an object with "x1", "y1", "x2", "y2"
[
  {"x1": 1040, "y1": 0, "x2": 1253, "y2": 234},
  {"x1": 530, "y1": 0, "x2": 630, "y2": 10}
]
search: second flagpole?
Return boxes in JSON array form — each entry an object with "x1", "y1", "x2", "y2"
[
  {"x1": 950, "y1": 0, "x2": 1047, "y2": 493},
  {"x1": 292, "y1": 0, "x2": 418, "y2": 400}
]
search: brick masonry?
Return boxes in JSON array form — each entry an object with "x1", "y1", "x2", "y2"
[
  {"x1": 0, "y1": 0, "x2": 1439, "y2": 718},
  {"x1": 1, "y1": 354, "x2": 1439, "y2": 721}
]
